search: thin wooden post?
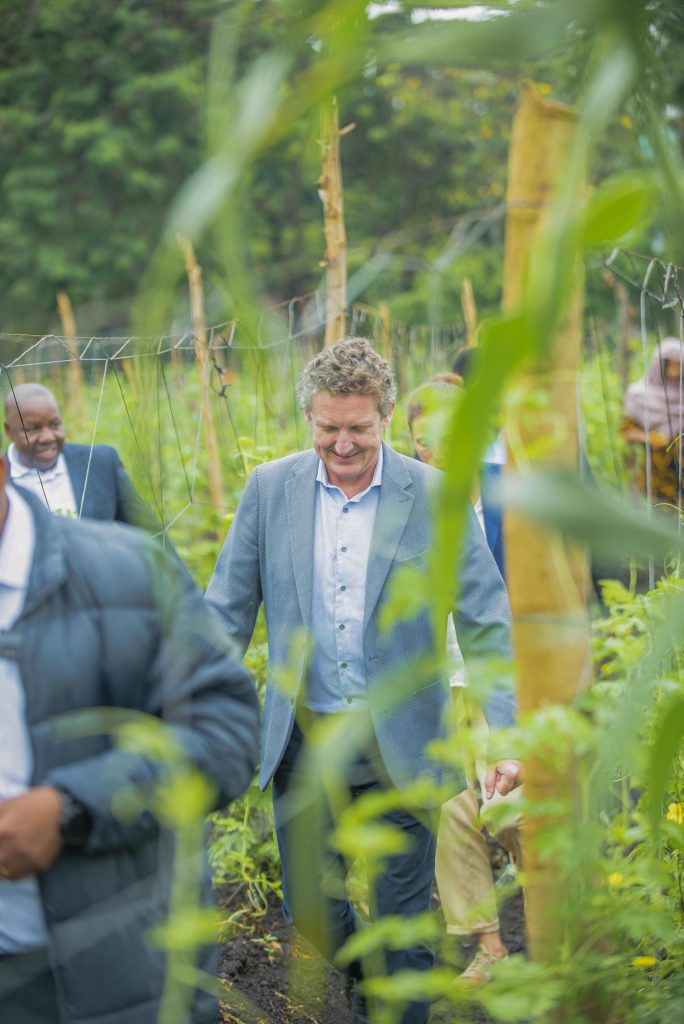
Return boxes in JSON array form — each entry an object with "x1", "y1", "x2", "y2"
[
  {"x1": 179, "y1": 238, "x2": 226, "y2": 512},
  {"x1": 378, "y1": 301, "x2": 393, "y2": 442},
  {"x1": 56, "y1": 290, "x2": 86, "y2": 425},
  {"x1": 460, "y1": 277, "x2": 478, "y2": 348},
  {"x1": 502, "y1": 83, "x2": 591, "y2": 964},
  {"x1": 318, "y1": 97, "x2": 348, "y2": 347}
]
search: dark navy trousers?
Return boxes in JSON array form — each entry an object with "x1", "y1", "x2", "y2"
[{"x1": 273, "y1": 720, "x2": 437, "y2": 1024}]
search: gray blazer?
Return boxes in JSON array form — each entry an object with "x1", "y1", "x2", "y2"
[{"x1": 207, "y1": 443, "x2": 513, "y2": 793}]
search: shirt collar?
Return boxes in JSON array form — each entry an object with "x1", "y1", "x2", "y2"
[
  {"x1": 316, "y1": 445, "x2": 384, "y2": 502},
  {"x1": 0, "y1": 486, "x2": 35, "y2": 590},
  {"x1": 8, "y1": 443, "x2": 68, "y2": 481}
]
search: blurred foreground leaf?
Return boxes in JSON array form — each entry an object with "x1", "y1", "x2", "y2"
[{"x1": 501, "y1": 468, "x2": 684, "y2": 562}]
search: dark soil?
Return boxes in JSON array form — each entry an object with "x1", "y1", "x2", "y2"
[{"x1": 217, "y1": 842, "x2": 525, "y2": 1024}]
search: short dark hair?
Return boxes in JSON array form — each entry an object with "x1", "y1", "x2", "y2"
[{"x1": 452, "y1": 347, "x2": 479, "y2": 381}]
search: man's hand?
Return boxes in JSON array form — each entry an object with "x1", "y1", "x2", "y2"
[
  {"x1": 0, "y1": 787, "x2": 63, "y2": 881},
  {"x1": 484, "y1": 760, "x2": 522, "y2": 800}
]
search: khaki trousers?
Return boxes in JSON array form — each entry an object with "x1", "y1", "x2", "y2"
[{"x1": 435, "y1": 690, "x2": 522, "y2": 936}]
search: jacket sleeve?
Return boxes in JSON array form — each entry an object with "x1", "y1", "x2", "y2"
[
  {"x1": 110, "y1": 448, "x2": 163, "y2": 534},
  {"x1": 110, "y1": 447, "x2": 194, "y2": 583},
  {"x1": 205, "y1": 468, "x2": 264, "y2": 658},
  {"x1": 454, "y1": 506, "x2": 516, "y2": 730},
  {"x1": 42, "y1": 547, "x2": 260, "y2": 854}
]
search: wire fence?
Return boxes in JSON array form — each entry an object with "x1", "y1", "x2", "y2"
[{"x1": 1, "y1": 247, "x2": 683, "y2": 583}]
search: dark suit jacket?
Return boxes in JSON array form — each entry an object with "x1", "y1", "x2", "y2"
[
  {"x1": 62, "y1": 442, "x2": 159, "y2": 529},
  {"x1": 481, "y1": 462, "x2": 505, "y2": 581}
]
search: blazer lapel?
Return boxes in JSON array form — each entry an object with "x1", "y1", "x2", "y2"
[
  {"x1": 363, "y1": 445, "x2": 414, "y2": 629},
  {"x1": 284, "y1": 452, "x2": 318, "y2": 628},
  {"x1": 62, "y1": 444, "x2": 90, "y2": 516}
]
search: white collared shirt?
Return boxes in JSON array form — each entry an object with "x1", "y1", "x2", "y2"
[
  {"x1": 306, "y1": 447, "x2": 384, "y2": 713},
  {"x1": 0, "y1": 486, "x2": 49, "y2": 952},
  {"x1": 8, "y1": 443, "x2": 77, "y2": 517}
]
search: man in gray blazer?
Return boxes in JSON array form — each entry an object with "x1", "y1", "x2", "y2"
[{"x1": 207, "y1": 337, "x2": 519, "y2": 1024}]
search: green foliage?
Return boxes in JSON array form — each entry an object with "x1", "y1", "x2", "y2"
[
  {"x1": 0, "y1": 0, "x2": 222, "y2": 330},
  {"x1": 6, "y1": 2, "x2": 684, "y2": 1021}
]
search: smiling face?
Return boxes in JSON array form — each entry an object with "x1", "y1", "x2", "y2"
[
  {"x1": 307, "y1": 391, "x2": 393, "y2": 497},
  {"x1": 5, "y1": 390, "x2": 65, "y2": 470}
]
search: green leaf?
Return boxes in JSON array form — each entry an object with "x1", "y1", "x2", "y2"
[
  {"x1": 645, "y1": 692, "x2": 684, "y2": 835},
  {"x1": 335, "y1": 913, "x2": 440, "y2": 967},
  {"x1": 582, "y1": 172, "x2": 653, "y2": 248},
  {"x1": 500, "y1": 468, "x2": 684, "y2": 562}
]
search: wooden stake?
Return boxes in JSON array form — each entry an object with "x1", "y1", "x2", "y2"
[
  {"x1": 318, "y1": 97, "x2": 348, "y2": 347},
  {"x1": 502, "y1": 83, "x2": 591, "y2": 964},
  {"x1": 179, "y1": 237, "x2": 226, "y2": 512},
  {"x1": 56, "y1": 290, "x2": 85, "y2": 424},
  {"x1": 460, "y1": 278, "x2": 478, "y2": 347}
]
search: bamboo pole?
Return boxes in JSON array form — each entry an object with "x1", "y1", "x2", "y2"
[
  {"x1": 56, "y1": 290, "x2": 86, "y2": 425},
  {"x1": 179, "y1": 237, "x2": 226, "y2": 512},
  {"x1": 460, "y1": 277, "x2": 478, "y2": 348},
  {"x1": 318, "y1": 97, "x2": 348, "y2": 347},
  {"x1": 502, "y1": 83, "x2": 591, "y2": 964}
]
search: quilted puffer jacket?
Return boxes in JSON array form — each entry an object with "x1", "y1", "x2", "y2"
[{"x1": 8, "y1": 488, "x2": 259, "y2": 1024}]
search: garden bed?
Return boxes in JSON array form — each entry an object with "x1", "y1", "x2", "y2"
[{"x1": 217, "y1": 847, "x2": 525, "y2": 1024}]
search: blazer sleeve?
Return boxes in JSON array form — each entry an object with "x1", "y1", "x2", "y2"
[
  {"x1": 110, "y1": 449, "x2": 162, "y2": 533},
  {"x1": 205, "y1": 468, "x2": 263, "y2": 657},
  {"x1": 454, "y1": 506, "x2": 515, "y2": 729},
  {"x1": 110, "y1": 448, "x2": 194, "y2": 583}
]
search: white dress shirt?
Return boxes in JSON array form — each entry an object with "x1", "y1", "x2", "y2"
[
  {"x1": 8, "y1": 443, "x2": 77, "y2": 517},
  {"x1": 306, "y1": 448, "x2": 384, "y2": 713},
  {"x1": 0, "y1": 485, "x2": 49, "y2": 952}
]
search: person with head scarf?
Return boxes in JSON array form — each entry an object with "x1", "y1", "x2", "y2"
[{"x1": 623, "y1": 337, "x2": 684, "y2": 508}]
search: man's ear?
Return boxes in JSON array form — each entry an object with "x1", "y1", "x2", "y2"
[{"x1": 383, "y1": 401, "x2": 395, "y2": 426}]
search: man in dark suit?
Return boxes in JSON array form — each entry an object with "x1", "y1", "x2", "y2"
[{"x1": 4, "y1": 382, "x2": 162, "y2": 534}]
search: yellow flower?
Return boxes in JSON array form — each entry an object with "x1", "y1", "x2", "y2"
[
  {"x1": 666, "y1": 803, "x2": 684, "y2": 824},
  {"x1": 607, "y1": 872, "x2": 625, "y2": 887},
  {"x1": 632, "y1": 956, "x2": 657, "y2": 968}
]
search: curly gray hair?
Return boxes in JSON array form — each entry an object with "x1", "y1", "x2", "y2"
[{"x1": 297, "y1": 337, "x2": 396, "y2": 416}]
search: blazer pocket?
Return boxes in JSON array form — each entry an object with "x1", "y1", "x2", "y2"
[{"x1": 391, "y1": 548, "x2": 430, "y2": 568}]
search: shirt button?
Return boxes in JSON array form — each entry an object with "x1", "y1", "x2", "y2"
[
  {"x1": 343, "y1": 507, "x2": 349, "y2": 513},
  {"x1": 340, "y1": 546, "x2": 347, "y2": 552},
  {"x1": 340, "y1": 585, "x2": 346, "y2": 592},
  {"x1": 338, "y1": 623, "x2": 345, "y2": 631},
  {"x1": 346, "y1": 696, "x2": 353, "y2": 704},
  {"x1": 340, "y1": 662, "x2": 348, "y2": 669}
]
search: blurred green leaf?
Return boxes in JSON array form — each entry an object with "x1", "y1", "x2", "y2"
[
  {"x1": 335, "y1": 913, "x2": 440, "y2": 967},
  {"x1": 582, "y1": 172, "x2": 653, "y2": 248},
  {"x1": 645, "y1": 692, "x2": 684, "y2": 835},
  {"x1": 501, "y1": 468, "x2": 684, "y2": 562}
]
